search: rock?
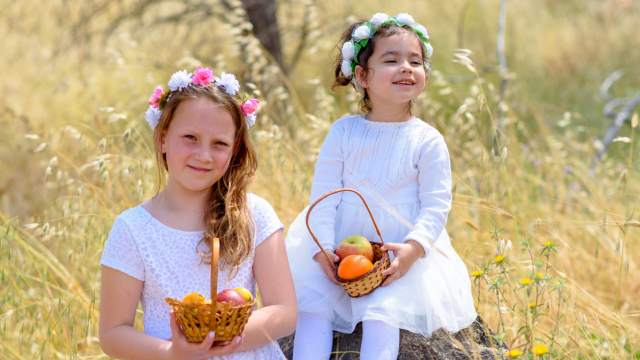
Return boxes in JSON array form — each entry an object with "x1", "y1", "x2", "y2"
[{"x1": 278, "y1": 316, "x2": 509, "y2": 359}]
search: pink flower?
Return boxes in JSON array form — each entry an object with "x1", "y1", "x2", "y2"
[
  {"x1": 192, "y1": 67, "x2": 214, "y2": 86},
  {"x1": 241, "y1": 98, "x2": 260, "y2": 116},
  {"x1": 148, "y1": 86, "x2": 163, "y2": 108}
]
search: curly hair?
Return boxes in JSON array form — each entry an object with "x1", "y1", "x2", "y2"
[
  {"x1": 152, "y1": 84, "x2": 258, "y2": 278},
  {"x1": 332, "y1": 20, "x2": 430, "y2": 113}
]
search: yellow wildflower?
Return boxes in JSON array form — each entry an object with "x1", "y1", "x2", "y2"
[
  {"x1": 528, "y1": 302, "x2": 537, "y2": 309},
  {"x1": 521, "y1": 278, "x2": 531, "y2": 285},
  {"x1": 533, "y1": 344, "x2": 549, "y2": 355},
  {"x1": 506, "y1": 350, "x2": 522, "y2": 357},
  {"x1": 544, "y1": 241, "x2": 554, "y2": 246},
  {"x1": 535, "y1": 272, "x2": 543, "y2": 278},
  {"x1": 494, "y1": 255, "x2": 506, "y2": 263},
  {"x1": 472, "y1": 270, "x2": 484, "y2": 277}
]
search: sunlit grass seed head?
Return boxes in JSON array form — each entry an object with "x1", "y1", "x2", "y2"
[
  {"x1": 505, "y1": 349, "x2": 522, "y2": 357},
  {"x1": 533, "y1": 344, "x2": 549, "y2": 355}
]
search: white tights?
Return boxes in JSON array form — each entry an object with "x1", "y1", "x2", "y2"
[{"x1": 292, "y1": 312, "x2": 399, "y2": 360}]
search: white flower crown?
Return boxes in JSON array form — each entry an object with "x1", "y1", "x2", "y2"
[
  {"x1": 340, "y1": 13, "x2": 432, "y2": 81},
  {"x1": 144, "y1": 67, "x2": 259, "y2": 130}
]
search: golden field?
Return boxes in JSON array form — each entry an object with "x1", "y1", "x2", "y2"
[{"x1": 1, "y1": 0, "x2": 640, "y2": 358}]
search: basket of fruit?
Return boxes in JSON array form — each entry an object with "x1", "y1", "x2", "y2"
[
  {"x1": 306, "y1": 188, "x2": 391, "y2": 298},
  {"x1": 165, "y1": 237, "x2": 257, "y2": 342}
]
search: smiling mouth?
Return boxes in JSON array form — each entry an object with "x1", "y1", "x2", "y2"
[
  {"x1": 393, "y1": 80, "x2": 415, "y2": 85},
  {"x1": 188, "y1": 165, "x2": 212, "y2": 172}
]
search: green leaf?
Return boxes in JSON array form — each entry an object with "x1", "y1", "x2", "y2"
[
  {"x1": 355, "y1": 43, "x2": 362, "y2": 53},
  {"x1": 350, "y1": 62, "x2": 356, "y2": 73},
  {"x1": 361, "y1": 39, "x2": 369, "y2": 48},
  {"x1": 353, "y1": 57, "x2": 359, "y2": 65}
]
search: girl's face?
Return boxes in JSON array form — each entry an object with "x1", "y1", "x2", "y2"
[
  {"x1": 161, "y1": 98, "x2": 236, "y2": 194},
  {"x1": 358, "y1": 31, "x2": 426, "y2": 107}
]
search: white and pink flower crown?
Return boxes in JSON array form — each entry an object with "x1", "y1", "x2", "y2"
[{"x1": 145, "y1": 67, "x2": 260, "y2": 130}]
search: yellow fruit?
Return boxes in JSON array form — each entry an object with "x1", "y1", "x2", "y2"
[
  {"x1": 234, "y1": 287, "x2": 253, "y2": 302},
  {"x1": 204, "y1": 299, "x2": 212, "y2": 304},
  {"x1": 182, "y1": 292, "x2": 206, "y2": 303}
]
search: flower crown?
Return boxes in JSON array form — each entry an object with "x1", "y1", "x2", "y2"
[
  {"x1": 340, "y1": 13, "x2": 433, "y2": 80},
  {"x1": 144, "y1": 67, "x2": 260, "y2": 130}
]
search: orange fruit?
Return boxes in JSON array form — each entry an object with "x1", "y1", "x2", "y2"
[
  {"x1": 182, "y1": 292, "x2": 206, "y2": 303},
  {"x1": 337, "y1": 255, "x2": 374, "y2": 280}
]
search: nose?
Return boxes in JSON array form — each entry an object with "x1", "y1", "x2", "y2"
[
  {"x1": 400, "y1": 60, "x2": 413, "y2": 74},
  {"x1": 194, "y1": 145, "x2": 213, "y2": 163}
]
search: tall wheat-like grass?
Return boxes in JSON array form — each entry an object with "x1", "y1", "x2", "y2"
[{"x1": 1, "y1": 0, "x2": 639, "y2": 358}]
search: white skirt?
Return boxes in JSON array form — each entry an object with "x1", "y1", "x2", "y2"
[{"x1": 285, "y1": 200, "x2": 477, "y2": 337}]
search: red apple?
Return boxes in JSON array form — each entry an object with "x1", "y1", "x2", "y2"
[
  {"x1": 336, "y1": 235, "x2": 373, "y2": 262},
  {"x1": 216, "y1": 289, "x2": 247, "y2": 306}
]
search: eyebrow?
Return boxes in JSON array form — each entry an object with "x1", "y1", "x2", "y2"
[{"x1": 379, "y1": 50, "x2": 422, "y2": 58}]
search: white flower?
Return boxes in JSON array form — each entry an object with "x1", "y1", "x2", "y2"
[
  {"x1": 425, "y1": 43, "x2": 433, "y2": 58},
  {"x1": 215, "y1": 72, "x2": 241, "y2": 95},
  {"x1": 395, "y1": 13, "x2": 415, "y2": 27},
  {"x1": 168, "y1": 70, "x2": 193, "y2": 92},
  {"x1": 353, "y1": 25, "x2": 371, "y2": 40},
  {"x1": 342, "y1": 41, "x2": 355, "y2": 60},
  {"x1": 341, "y1": 59, "x2": 353, "y2": 78},
  {"x1": 413, "y1": 24, "x2": 429, "y2": 39},
  {"x1": 245, "y1": 113, "x2": 257, "y2": 129},
  {"x1": 145, "y1": 106, "x2": 162, "y2": 129},
  {"x1": 369, "y1": 13, "x2": 390, "y2": 26}
]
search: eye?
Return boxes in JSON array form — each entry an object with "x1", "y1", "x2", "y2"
[
  {"x1": 385, "y1": 59, "x2": 397, "y2": 63},
  {"x1": 185, "y1": 135, "x2": 196, "y2": 140},
  {"x1": 214, "y1": 141, "x2": 229, "y2": 146}
]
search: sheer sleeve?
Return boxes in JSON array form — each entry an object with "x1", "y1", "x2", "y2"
[
  {"x1": 100, "y1": 217, "x2": 145, "y2": 281},
  {"x1": 249, "y1": 194, "x2": 285, "y2": 249},
  {"x1": 402, "y1": 132, "x2": 452, "y2": 258},
  {"x1": 306, "y1": 121, "x2": 346, "y2": 259}
]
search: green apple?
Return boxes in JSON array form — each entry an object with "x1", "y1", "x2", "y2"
[{"x1": 336, "y1": 235, "x2": 373, "y2": 262}]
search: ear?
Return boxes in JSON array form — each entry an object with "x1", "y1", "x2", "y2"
[
  {"x1": 354, "y1": 65, "x2": 367, "y2": 88},
  {"x1": 160, "y1": 130, "x2": 167, "y2": 154}
]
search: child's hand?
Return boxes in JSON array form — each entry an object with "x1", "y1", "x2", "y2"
[
  {"x1": 168, "y1": 310, "x2": 244, "y2": 359},
  {"x1": 314, "y1": 250, "x2": 341, "y2": 285},
  {"x1": 380, "y1": 240, "x2": 425, "y2": 287}
]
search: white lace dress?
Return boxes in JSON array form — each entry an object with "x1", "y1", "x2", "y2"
[
  {"x1": 285, "y1": 114, "x2": 477, "y2": 337},
  {"x1": 100, "y1": 193, "x2": 286, "y2": 360}
]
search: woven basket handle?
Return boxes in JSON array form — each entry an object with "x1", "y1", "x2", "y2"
[
  {"x1": 210, "y1": 237, "x2": 220, "y2": 330},
  {"x1": 306, "y1": 188, "x2": 385, "y2": 269}
]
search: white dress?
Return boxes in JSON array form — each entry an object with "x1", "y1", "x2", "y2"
[
  {"x1": 100, "y1": 193, "x2": 287, "y2": 360},
  {"x1": 285, "y1": 114, "x2": 477, "y2": 337}
]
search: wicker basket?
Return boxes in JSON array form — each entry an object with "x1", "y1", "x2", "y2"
[
  {"x1": 165, "y1": 237, "x2": 256, "y2": 342},
  {"x1": 306, "y1": 188, "x2": 391, "y2": 298}
]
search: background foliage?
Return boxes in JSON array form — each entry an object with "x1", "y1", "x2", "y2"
[{"x1": 1, "y1": 0, "x2": 640, "y2": 358}]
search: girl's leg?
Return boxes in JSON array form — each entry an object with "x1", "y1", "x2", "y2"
[
  {"x1": 293, "y1": 312, "x2": 334, "y2": 360},
  {"x1": 359, "y1": 320, "x2": 400, "y2": 360}
]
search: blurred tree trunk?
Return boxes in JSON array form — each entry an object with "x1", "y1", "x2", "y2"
[{"x1": 241, "y1": 0, "x2": 284, "y2": 70}]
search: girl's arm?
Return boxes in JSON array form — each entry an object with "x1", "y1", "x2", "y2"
[
  {"x1": 381, "y1": 132, "x2": 452, "y2": 286},
  {"x1": 235, "y1": 229, "x2": 297, "y2": 351},
  {"x1": 307, "y1": 120, "x2": 346, "y2": 259},
  {"x1": 99, "y1": 266, "x2": 242, "y2": 360}
]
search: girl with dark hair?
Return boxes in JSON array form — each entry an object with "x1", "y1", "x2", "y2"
[{"x1": 286, "y1": 13, "x2": 477, "y2": 360}]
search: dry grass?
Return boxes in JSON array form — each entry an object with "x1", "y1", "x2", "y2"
[{"x1": 1, "y1": 0, "x2": 640, "y2": 358}]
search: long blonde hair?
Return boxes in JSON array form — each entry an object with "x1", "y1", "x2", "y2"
[{"x1": 152, "y1": 84, "x2": 258, "y2": 276}]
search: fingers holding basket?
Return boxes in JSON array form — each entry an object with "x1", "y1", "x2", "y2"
[
  {"x1": 206, "y1": 333, "x2": 245, "y2": 357},
  {"x1": 314, "y1": 250, "x2": 341, "y2": 285}
]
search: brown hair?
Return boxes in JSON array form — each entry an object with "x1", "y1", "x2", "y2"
[
  {"x1": 332, "y1": 20, "x2": 430, "y2": 113},
  {"x1": 152, "y1": 84, "x2": 258, "y2": 277}
]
